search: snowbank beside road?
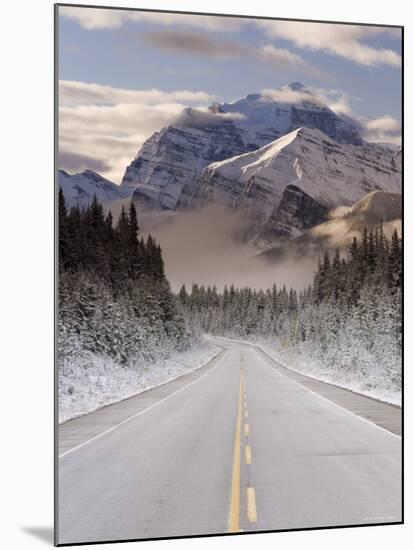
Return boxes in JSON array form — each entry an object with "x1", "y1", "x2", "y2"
[
  {"x1": 261, "y1": 341, "x2": 400, "y2": 406},
  {"x1": 59, "y1": 341, "x2": 220, "y2": 423}
]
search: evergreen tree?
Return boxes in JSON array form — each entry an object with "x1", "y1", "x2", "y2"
[
  {"x1": 58, "y1": 188, "x2": 68, "y2": 269},
  {"x1": 388, "y1": 229, "x2": 402, "y2": 291}
]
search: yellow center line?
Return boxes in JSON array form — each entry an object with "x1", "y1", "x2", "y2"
[
  {"x1": 228, "y1": 369, "x2": 244, "y2": 533},
  {"x1": 247, "y1": 487, "x2": 258, "y2": 522},
  {"x1": 245, "y1": 445, "x2": 252, "y2": 464}
]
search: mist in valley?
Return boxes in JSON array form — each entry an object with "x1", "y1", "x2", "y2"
[{"x1": 137, "y1": 204, "x2": 319, "y2": 292}]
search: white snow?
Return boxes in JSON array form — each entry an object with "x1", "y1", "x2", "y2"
[
  {"x1": 208, "y1": 128, "x2": 300, "y2": 176},
  {"x1": 198, "y1": 127, "x2": 401, "y2": 228},
  {"x1": 263, "y1": 341, "x2": 401, "y2": 406},
  {"x1": 59, "y1": 169, "x2": 131, "y2": 208},
  {"x1": 119, "y1": 82, "x2": 365, "y2": 210},
  {"x1": 59, "y1": 341, "x2": 220, "y2": 423}
]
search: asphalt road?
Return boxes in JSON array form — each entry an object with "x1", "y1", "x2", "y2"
[{"x1": 57, "y1": 338, "x2": 402, "y2": 545}]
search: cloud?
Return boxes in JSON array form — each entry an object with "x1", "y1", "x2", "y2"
[
  {"x1": 327, "y1": 94, "x2": 353, "y2": 116},
  {"x1": 58, "y1": 151, "x2": 111, "y2": 174},
  {"x1": 59, "y1": 80, "x2": 213, "y2": 183},
  {"x1": 60, "y1": 6, "x2": 242, "y2": 32},
  {"x1": 257, "y1": 21, "x2": 401, "y2": 67},
  {"x1": 143, "y1": 30, "x2": 245, "y2": 58},
  {"x1": 142, "y1": 28, "x2": 325, "y2": 77},
  {"x1": 324, "y1": 90, "x2": 401, "y2": 144},
  {"x1": 259, "y1": 85, "x2": 348, "y2": 108},
  {"x1": 260, "y1": 84, "x2": 401, "y2": 145},
  {"x1": 361, "y1": 115, "x2": 401, "y2": 145},
  {"x1": 257, "y1": 45, "x2": 326, "y2": 78},
  {"x1": 59, "y1": 80, "x2": 214, "y2": 107},
  {"x1": 318, "y1": 87, "x2": 401, "y2": 144},
  {"x1": 364, "y1": 115, "x2": 401, "y2": 133},
  {"x1": 260, "y1": 87, "x2": 314, "y2": 104},
  {"x1": 60, "y1": 7, "x2": 400, "y2": 69},
  {"x1": 257, "y1": 45, "x2": 308, "y2": 67},
  {"x1": 175, "y1": 107, "x2": 245, "y2": 128}
]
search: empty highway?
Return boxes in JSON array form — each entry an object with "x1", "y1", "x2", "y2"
[{"x1": 57, "y1": 338, "x2": 402, "y2": 545}]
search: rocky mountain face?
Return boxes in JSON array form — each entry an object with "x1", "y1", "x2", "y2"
[
  {"x1": 121, "y1": 83, "x2": 364, "y2": 210},
  {"x1": 308, "y1": 190, "x2": 402, "y2": 248},
  {"x1": 59, "y1": 82, "x2": 401, "y2": 244},
  {"x1": 258, "y1": 185, "x2": 330, "y2": 240},
  {"x1": 218, "y1": 82, "x2": 363, "y2": 147},
  {"x1": 58, "y1": 169, "x2": 131, "y2": 208},
  {"x1": 343, "y1": 190, "x2": 401, "y2": 228},
  {"x1": 121, "y1": 108, "x2": 251, "y2": 210},
  {"x1": 261, "y1": 190, "x2": 402, "y2": 262},
  {"x1": 193, "y1": 126, "x2": 400, "y2": 239},
  {"x1": 393, "y1": 147, "x2": 402, "y2": 172}
]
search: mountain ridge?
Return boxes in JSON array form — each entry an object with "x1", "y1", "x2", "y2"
[
  {"x1": 122, "y1": 82, "x2": 366, "y2": 210},
  {"x1": 193, "y1": 126, "x2": 400, "y2": 239},
  {"x1": 58, "y1": 82, "x2": 401, "y2": 244},
  {"x1": 58, "y1": 169, "x2": 131, "y2": 208}
]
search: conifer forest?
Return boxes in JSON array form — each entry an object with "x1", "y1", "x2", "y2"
[{"x1": 58, "y1": 190, "x2": 402, "y2": 420}]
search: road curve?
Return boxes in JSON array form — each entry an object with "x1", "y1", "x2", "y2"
[{"x1": 57, "y1": 338, "x2": 402, "y2": 545}]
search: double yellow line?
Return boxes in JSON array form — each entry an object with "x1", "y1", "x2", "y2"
[
  {"x1": 228, "y1": 368, "x2": 257, "y2": 532},
  {"x1": 228, "y1": 370, "x2": 244, "y2": 532}
]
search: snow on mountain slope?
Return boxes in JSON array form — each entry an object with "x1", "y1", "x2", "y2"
[
  {"x1": 194, "y1": 127, "x2": 401, "y2": 239},
  {"x1": 308, "y1": 190, "x2": 402, "y2": 246},
  {"x1": 59, "y1": 169, "x2": 132, "y2": 208},
  {"x1": 220, "y1": 82, "x2": 363, "y2": 147},
  {"x1": 393, "y1": 147, "x2": 402, "y2": 172},
  {"x1": 121, "y1": 108, "x2": 250, "y2": 209},
  {"x1": 346, "y1": 190, "x2": 401, "y2": 222},
  {"x1": 121, "y1": 83, "x2": 364, "y2": 209},
  {"x1": 261, "y1": 190, "x2": 401, "y2": 263}
]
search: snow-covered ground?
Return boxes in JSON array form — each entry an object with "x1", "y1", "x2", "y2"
[
  {"x1": 59, "y1": 341, "x2": 220, "y2": 423},
  {"x1": 267, "y1": 344, "x2": 400, "y2": 406}
]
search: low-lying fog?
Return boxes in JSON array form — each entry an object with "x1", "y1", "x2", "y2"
[
  {"x1": 138, "y1": 205, "x2": 318, "y2": 292},
  {"x1": 107, "y1": 195, "x2": 401, "y2": 292}
]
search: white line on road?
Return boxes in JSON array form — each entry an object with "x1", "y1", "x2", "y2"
[
  {"x1": 212, "y1": 337, "x2": 401, "y2": 439},
  {"x1": 257, "y1": 350, "x2": 401, "y2": 440},
  {"x1": 59, "y1": 350, "x2": 224, "y2": 459},
  {"x1": 247, "y1": 487, "x2": 257, "y2": 522}
]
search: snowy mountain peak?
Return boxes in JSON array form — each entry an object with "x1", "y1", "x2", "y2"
[
  {"x1": 245, "y1": 93, "x2": 262, "y2": 101},
  {"x1": 122, "y1": 83, "x2": 364, "y2": 209},
  {"x1": 208, "y1": 102, "x2": 224, "y2": 114},
  {"x1": 59, "y1": 169, "x2": 131, "y2": 208},
  {"x1": 282, "y1": 81, "x2": 308, "y2": 92},
  {"x1": 79, "y1": 169, "x2": 108, "y2": 183}
]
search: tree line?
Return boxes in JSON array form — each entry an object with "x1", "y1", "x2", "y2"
[
  {"x1": 58, "y1": 190, "x2": 193, "y2": 368},
  {"x1": 313, "y1": 226, "x2": 401, "y2": 306},
  {"x1": 59, "y1": 190, "x2": 165, "y2": 287},
  {"x1": 177, "y1": 227, "x2": 402, "y2": 393}
]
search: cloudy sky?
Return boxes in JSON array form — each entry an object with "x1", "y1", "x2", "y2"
[{"x1": 58, "y1": 6, "x2": 402, "y2": 183}]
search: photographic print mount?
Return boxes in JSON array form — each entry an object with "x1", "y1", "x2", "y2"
[{"x1": 55, "y1": 3, "x2": 403, "y2": 546}]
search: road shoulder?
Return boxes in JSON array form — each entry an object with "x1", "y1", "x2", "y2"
[{"x1": 58, "y1": 347, "x2": 225, "y2": 457}]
